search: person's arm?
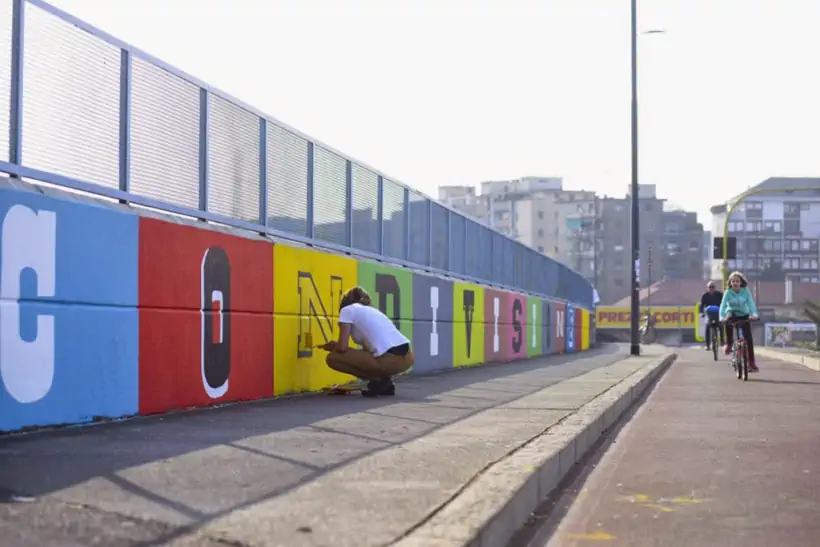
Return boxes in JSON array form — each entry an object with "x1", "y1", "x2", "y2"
[
  {"x1": 699, "y1": 293, "x2": 706, "y2": 314},
  {"x1": 331, "y1": 306, "x2": 356, "y2": 352},
  {"x1": 745, "y1": 288, "x2": 759, "y2": 318},
  {"x1": 333, "y1": 323, "x2": 352, "y2": 352}
]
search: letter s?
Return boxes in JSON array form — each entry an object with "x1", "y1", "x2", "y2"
[
  {"x1": 512, "y1": 299, "x2": 523, "y2": 353},
  {"x1": 201, "y1": 247, "x2": 231, "y2": 399},
  {"x1": 0, "y1": 205, "x2": 57, "y2": 403}
]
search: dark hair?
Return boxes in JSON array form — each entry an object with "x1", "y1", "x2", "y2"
[{"x1": 339, "y1": 286, "x2": 372, "y2": 310}]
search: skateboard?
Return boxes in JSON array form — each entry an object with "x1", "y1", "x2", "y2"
[{"x1": 321, "y1": 384, "x2": 364, "y2": 395}]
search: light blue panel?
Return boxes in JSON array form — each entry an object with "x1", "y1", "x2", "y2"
[
  {"x1": 565, "y1": 304, "x2": 577, "y2": 353},
  {"x1": 0, "y1": 189, "x2": 139, "y2": 431}
]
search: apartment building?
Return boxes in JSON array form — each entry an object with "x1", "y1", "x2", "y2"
[
  {"x1": 439, "y1": 176, "x2": 566, "y2": 250},
  {"x1": 710, "y1": 177, "x2": 820, "y2": 283},
  {"x1": 662, "y1": 210, "x2": 706, "y2": 281},
  {"x1": 440, "y1": 180, "x2": 705, "y2": 303}
]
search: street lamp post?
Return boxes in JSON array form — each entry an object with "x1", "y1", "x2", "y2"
[
  {"x1": 629, "y1": 0, "x2": 640, "y2": 356},
  {"x1": 629, "y1": 4, "x2": 666, "y2": 356}
]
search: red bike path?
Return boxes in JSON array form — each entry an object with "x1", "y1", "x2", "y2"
[{"x1": 523, "y1": 346, "x2": 820, "y2": 547}]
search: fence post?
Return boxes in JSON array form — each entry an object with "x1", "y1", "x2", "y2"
[
  {"x1": 306, "y1": 141, "x2": 314, "y2": 239},
  {"x1": 376, "y1": 175, "x2": 384, "y2": 255},
  {"x1": 9, "y1": 0, "x2": 25, "y2": 168},
  {"x1": 427, "y1": 199, "x2": 433, "y2": 268},
  {"x1": 403, "y1": 188, "x2": 410, "y2": 261},
  {"x1": 345, "y1": 160, "x2": 353, "y2": 248},
  {"x1": 198, "y1": 88, "x2": 209, "y2": 216},
  {"x1": 258, "y1": 117, "x2": 267, "y2": 228},
  {"x1": 118, "y1": 49, "x2": 132, "y2": 199}
]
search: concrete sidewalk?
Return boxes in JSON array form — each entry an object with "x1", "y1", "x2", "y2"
[
  {"x1": 521, "y1": 347, "x2": 820, "y2": 547},
  {"x1": 755, "y1": 346, "x2": 820, "y2": 371},
  {"x1": 0, "y1": 344, "x2": 672, "y2": 547}
]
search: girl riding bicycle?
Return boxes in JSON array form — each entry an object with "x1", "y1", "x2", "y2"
[{"x1": 719, "y1": 271, "x2": 760, "y2": 373}]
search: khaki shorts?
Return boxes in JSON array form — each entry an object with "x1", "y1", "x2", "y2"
[{"x1": 326, "y1": 345, "x2": 414, "y2": 381}]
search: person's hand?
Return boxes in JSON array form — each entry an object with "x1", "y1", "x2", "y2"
[
  {"x1": 750, "y1": 315, "x2": 759, "y2": 321},
  {"x1": 719, "y1": 316, "x2": 726, "y2": 322},
  {"x1": 318, "y1": 341, "x2": 337, "y2": 351}
]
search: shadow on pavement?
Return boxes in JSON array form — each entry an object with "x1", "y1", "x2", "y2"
[{"x1": 0, "y1": 344, "x2": 625, "y2": 544}]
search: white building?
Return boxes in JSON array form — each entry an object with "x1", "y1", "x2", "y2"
[{"x1": 710, "y1": 177, "x2": 820, "y2": 283}]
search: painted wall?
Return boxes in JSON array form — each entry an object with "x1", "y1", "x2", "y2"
[{"x1": 0, "y1": 185, "x2": 594, "y2": 432}]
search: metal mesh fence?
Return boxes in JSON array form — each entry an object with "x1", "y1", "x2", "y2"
[{"x1": 0, "y1": 0, "x2": 594, "y2": 310}]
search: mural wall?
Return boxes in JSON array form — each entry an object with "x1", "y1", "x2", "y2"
[{"x1": 0, "y1": 187, "x2": 594, "y2": 432}]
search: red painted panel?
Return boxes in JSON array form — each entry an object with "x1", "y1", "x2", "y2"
[
  {"x1": 483, "y1": 289, "x2": 510, "y2": 362},
  {"x1": 138, "y1": 218, "x2": 274, "y2": 414},
  {"x1": 553, "y1": 302, "x2": 567, "y2": 353},
  {"x1": 506, "y1": 292, "x2": 527, "y2": 360}
]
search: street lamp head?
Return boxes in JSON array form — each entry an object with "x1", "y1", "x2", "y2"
[{"x1": 642, "y1": 29, "x2": 667, "y2": 35}]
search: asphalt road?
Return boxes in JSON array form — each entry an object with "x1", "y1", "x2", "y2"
[
  {"x1": 0, "y1": 345, "x2": 630, "y2": 547},
  {"x1": 517, "y1": 346, "x2": 820, "y2": 547}
]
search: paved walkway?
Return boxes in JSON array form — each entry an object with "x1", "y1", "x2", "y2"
[
  {"x1": 0, "y1": 345, "x2": 646, "y2": 547},
  {"x1": 526, "y1": 347, "x2": 820, "y2": 547}
]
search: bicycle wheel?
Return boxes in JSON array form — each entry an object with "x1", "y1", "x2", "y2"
[
  {"x1": 735, "y1": 341, "x2": 744, "y2": 380},
  {"x1": 711, "y1": 327, "x2": 718, "y2": 361},
  {"x1": 741, "y1": 342, "x2": 749, "y2": 381}
]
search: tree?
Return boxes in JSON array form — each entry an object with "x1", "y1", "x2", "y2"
[{"x1": 804, "y1": 300, "x2": 820, "y2": 350}]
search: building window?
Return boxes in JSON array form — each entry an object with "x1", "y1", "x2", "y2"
[
  {"x1": 537, "y1": 228, "x2": 544, "y2": 237},
  {"x1": 784, "y1": 219, "x2": 800, "y2": 235},
  {"x1": 537, "y1": 245, "x2": 545, "y2": 253},
  {"x1": 801, "y1": 258, "x2": 818, "y2": 270},
  {"x1": 537, "y1": 211, "x2": 544, "y2": 219},
  {"x1": 764, "y1": 220, "x2": 781, "y2": 233}
]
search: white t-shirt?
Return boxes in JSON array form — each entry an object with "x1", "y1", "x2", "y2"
[{"x1": 338, "y1": 303, "x2": 410, "y2": 357}]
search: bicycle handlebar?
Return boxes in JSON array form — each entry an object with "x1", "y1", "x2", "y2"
[{"x1": 724, "y1": 316, "x2": 759, "y2": 324}]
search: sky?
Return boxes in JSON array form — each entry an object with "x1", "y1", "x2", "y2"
[{"x1": 46, "y1": 0, "x2": 820, "y2": 227}]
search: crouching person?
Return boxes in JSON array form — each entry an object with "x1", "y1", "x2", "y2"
[{"x1": 320, "y1": 286, "x2": 414, "y2": 397}]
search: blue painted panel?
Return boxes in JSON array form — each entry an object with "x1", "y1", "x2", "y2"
[
  {"x1": 411, "y1": 274, "x2": 454, "y2": 373},
  {"x1": 0, "y1": 189, "x2": 139, "y2": 431},
  {"x1": 565, "y1": 304, "x2": 577, "y2": 353}
]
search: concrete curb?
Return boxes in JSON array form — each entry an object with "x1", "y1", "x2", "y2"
[
  {"x1": 392, "y1": 352, "x2": 678, "y2": 547},
  {"x1": 755, "y1": 347, "x2": 820, "y2": 372}
]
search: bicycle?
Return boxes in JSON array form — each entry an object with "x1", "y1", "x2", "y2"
[
  {"x1": 704, "y1": 305, "x2": 721, "y2": 361},
  {"x1": 726, "y1": 316, "x2": 757, "y2": 381}
]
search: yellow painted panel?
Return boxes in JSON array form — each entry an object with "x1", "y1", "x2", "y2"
[
  {"x1": 453, "y1": 282, "x2": 485, "y2": 367},
  {"x1": 581, "y1": 310, "x2": 590, "y2": 350},
  {"x1": 273, "y1": 244, "x2": 359, "y2": 395}
]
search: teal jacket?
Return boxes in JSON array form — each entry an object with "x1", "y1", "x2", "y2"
[{"x1": 719, "y1": 287, "x2": 758, "y2": 318}]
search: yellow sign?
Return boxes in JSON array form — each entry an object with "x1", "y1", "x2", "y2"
[{"x1": 596, "y1": 306, "x2": 696, "y2": 330}]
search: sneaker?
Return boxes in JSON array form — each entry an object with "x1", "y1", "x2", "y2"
[
  {"x1": 379, "y1": 380, "x2": 396, "y2": 396},
  {"x1": 361, "y1": 379, "x2": 381, "y2": 397},
  {"x1": 724, "y1": 345, "x2": 732, "y2": 355},
  {"x1": 749, "y1": 361, "x2": 760, "y2": 373},
  {"x1": 362, "y1": 378, "x2": 395, "y2": 397}
]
